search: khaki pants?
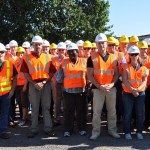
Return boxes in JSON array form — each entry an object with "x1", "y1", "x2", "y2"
[
  {"x1": 92, "y1": 87, "x2": 117, "y2": 136},
  {"x1": 29, "y1": 81, "x2": 52, "y2": 132}
]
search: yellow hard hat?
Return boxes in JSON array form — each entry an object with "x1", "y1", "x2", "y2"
[
  {"x1": 83, "y1": 40, "x2": 92, "y2": 48},
  {"x1": 92, "y1": 42, "x2": 96, "y2": 48},
  {"x1": 108, "y1": 37, "x2": 116, "y2": 44},
  {"x1": 115, "y1": 39, "x2": 119, "y2": 46},
  {"x1": 50, "y1": 43, "x2": 57, "y2": 49},
  {"x1": 16, "y1": 47, "x2": 25, "y2": 53},
  {"x1": 129, "y1": 35, "x2": 139, "y2": 43},
  {"x1": 138, "y1": 41, "x2": 148, "y2": 49},
  {"x1": 119, "y1": 35, "x2": 129, "y2": 43}
]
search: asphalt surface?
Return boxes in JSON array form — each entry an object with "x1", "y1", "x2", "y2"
[{"x1": 0, "y1": 111, "x2": 150, "y2": 150}]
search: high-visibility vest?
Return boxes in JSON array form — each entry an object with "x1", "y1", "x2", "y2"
[
  {"x1": 91, "y1": 52, "x2": 117, "y2": 84},
  {"x1": 142, "y1": 56, "x2": 150, "y2": 86},
  {"x1": 23, "y1": 53, "x2": 52, "y2": 80},
  {"x1": 0, "y1": 60, "x2": 13, "y2": 96},
  {"x1": 14, "y1": 57, "x2": 26, "y2": 86},
  {"x1": 122, "y1": 63, "x2": 149, "y2": 93},
  {"x1": 62, "y1": 58, "x2": 87, "y2": 89},
  {"x1": 6, "y1": 53, "x2": 18, "y2": 64}
]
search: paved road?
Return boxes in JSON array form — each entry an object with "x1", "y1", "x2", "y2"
[{"x1": 0, "y1": 116, "x2": 150, "y2": 150}]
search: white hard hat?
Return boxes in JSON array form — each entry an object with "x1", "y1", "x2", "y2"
[
  {"x1": 9, "y1": 40, "x2": 18, "y2": 47},
  {"x1": 67, "y1": 43, "x2": 78, "y2": 51},
  {"x1": 5, "y1": 44, "x2": 10, "y2": 49},
  {"x1": 22, "y1": 41, "x2": 30, "y2": 48},
  {"x1": 57, "y1": 42, "x2": 66, "y2": 49},
  {"x1": 42, "y1": 40, "x2": 50, "y2": 46},
  {"x1": 0, "y1": 43, "x2": 7, "y2": 51},
  {"x1": 128, "y1": 46, "x2": 140, "y2": 54},
  {"x1": 144, "y1": 38, "x2": 150, "y2": 46},
  {"x1": 32, "y1": 35, "x2": 43, "y2": 43},
  {"x1": 65, "y1": 40, "x2": 71, "y2": 45},
  {"x1": 95, "y1": 33, "x2": 107, "y2": 42},
  {"x1": 76, "y1": 40, "x2": 84, "y2": 47}
]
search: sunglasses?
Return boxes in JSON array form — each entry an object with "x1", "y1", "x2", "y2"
[
  {"x1": 129, "y1": 53, "x2": 139, "y2": 56},
  {"x1": 84, "y1": 48, "x2": 91, "y2": 50},
  {"x1": 108, "y1": 44, "x2": 115, "y2": 47},
  {"x1": 0, "y1": 51, "x2": 5, "y2": 54}
]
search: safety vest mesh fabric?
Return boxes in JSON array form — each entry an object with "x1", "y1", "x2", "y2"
[
  {"x1": 23, "y1": 53, "x2": 51, "y2": 80},
  {"x1": 122, "y1": 63, "x2": 149, "y2": 93},
  {"x1": 62, "y1": 58, "x2": 87, "y2": 91},
  {"x1": 14, "y1": 57, "x2": 26, "y2": 86},
  {"x1": 91, "y1": 52, "x2": 117, "y2": 84},
  {"x1": 51, "y1": 56, "x2": 62, "y2": 71},
  {"x1": 0, "y1": 61, "x2": 13, "y2": 96}
]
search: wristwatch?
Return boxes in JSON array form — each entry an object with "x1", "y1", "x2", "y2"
[{"x1": 42, "y1": 81, "x2": 46, "y2": 84}]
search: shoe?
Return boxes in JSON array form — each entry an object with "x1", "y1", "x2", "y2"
[
  {"x1": 27, "y1": 131, "x2": 38, "y2": 138},
  {"x1": 0, "y1": 132, "x2": 10, "y2": 139},
  {"x1": 136, "y1": 133, "x2": 143, "y2": 140},
  {"x1": 125, "y1": 133, "x2": 132, "y2": 140},
  {"x1": 45, "y1": 130, "x2": 56, "y2": 137},
  {"x1": 18, "y1": 119, "x2": 26, "y2": 126},
  {"x1": 90, "y1": 134, "x2": 99, "y2": 140},
  {"x1": 64, "y1": 132, "x2": 70, "y2": 137},
  {"x1": 79, "y1": 131, "x2": 86, "y2": 136},
  {"x1": 108, "y1": 132, "x2": 120, "y2": 138},
  {"x1": 9, "y1": 121, "x2": 15, "y2": 127}
]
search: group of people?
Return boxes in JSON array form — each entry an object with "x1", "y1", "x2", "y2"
[{"x1": 0, "y1": 33, "x2": 150, "y2": 141}]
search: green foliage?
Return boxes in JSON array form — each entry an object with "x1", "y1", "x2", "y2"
[{"x1": 0, "y1": 0, "x2": 112, "y2": 45}]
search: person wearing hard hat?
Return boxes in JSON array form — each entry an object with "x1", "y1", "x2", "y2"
[
  {"x1": 129, "y1": 35, "x2": 139, "y2": 46},
  {"x1": 52, "y1": 42, "x2": 66, "y2": 126},
  {"x1": 91, "y1": 42, "x2": 98, "y2": 54},
  {"x1": 0, "y1": 43, "x2": 17, "y2": 139},
  {"x1": 144, "y1": 38, "x2": 150, "y2": 56},
  {"x1": 14, "y1": 47, "x2": 29, "y2": 126},
  {"x1": 7, "y1": 40, "x2": 18, "y2": 127},
  {"x1": 50, "y1": 43, "x2": 58, "y2": 56},
  {"x1": 22, "y1": 41, "x2": 31, "y2": 54},
  {"x1": 5, "y1": 44, "x2": 11, "y2": 55},
  {"x1": 87, "y1": 33, "x2": 120, "y2": 140},
  {"x1": 42, "y1": 40, "x2": 50, "y2": 54},
  {"x1": 122, "y1": 46, "x2": 148, "y2": 140},
  {"x1": 20, "y1": 35, "x2": 56, "y2": 138},
  {"x1": 76, "y1": 40, "x2": 84, "y2": 58},
  {"x1": 83, "y1": 40, "x2": 92, "y2": 58},
  {"x1": 115, "y1": 39, "x2": 120, "y2": 51},
  {"x1": 56, "y1": 42, "x2": 87, "y2": 137},
  {"x1": 65, "y1": 40, "x2": 71, "y2": 48},
  {"x1": 138, "y1": 41, "x2": 150, "y2": 131}
]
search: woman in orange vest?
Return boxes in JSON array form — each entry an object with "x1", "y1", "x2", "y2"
[
  {"x1": 0, "y1": 43, "x2": 17, "y2": 139},
  {"x1": 14, "y1": 47, "x2": 29, "y2": 126},
  {"x1": 122, "y1": 46, "x2": 149, "y2": 140},
  {"x1": 57, "y1": 43, "x2": 87, "y2": 137}
]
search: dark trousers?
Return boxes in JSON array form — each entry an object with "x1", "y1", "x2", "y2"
[
  {"x1": 64, "y1": 91, "x2": 87, "y2": 133},
  {"x1": 144, "y1": 87, "x2": 150, "y2": 128}
]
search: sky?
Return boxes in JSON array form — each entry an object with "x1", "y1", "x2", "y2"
[{"x1": 107, "y1": 0, "x2": 150, "y2": 37}]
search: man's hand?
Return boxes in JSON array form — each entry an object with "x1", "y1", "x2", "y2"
[
  {"x1": 8, "y1": 89, "x2": 15, "y2": 99},
  {"x1": 34, "y1": 82, "x2": 44, "y2": 90}
]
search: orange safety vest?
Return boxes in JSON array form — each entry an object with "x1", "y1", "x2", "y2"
[
  {"x1": 122, "y1": 63, "x2": 149, "y2": 93},
  {"x1": 62, "y1": 58, "x2": 87, "y2": 89},
  {"x1": 6, "y1": 53, "x2": 18, "y2": 64},
  {"x1": 23, "y1": 53, "x2": 52, "y2": 80},
  {"x1": 91, "y1": 52, "x2": 117, "y2": 84},
  {"x1": 14, "y1": 57, "x2": 26, "y2": 86},
  {"x1": 142, "y1": 56, "x2": 150, "y2": 86},
  {"x1": 52, "y1": 56, "x2": 64, "y2": 71},
  {"x1": 0, "y1": 60, "x2": 13, "y2": 96}
]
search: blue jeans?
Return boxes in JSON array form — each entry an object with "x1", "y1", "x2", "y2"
[
  {"x1": 0, "y1": 93, "x2": 11, "y2": 133},
  {"x1": 123, "y1": 91, "x2": 145, "y2": 134}
]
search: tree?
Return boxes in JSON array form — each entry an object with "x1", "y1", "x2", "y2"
[{"x1": 0, "y1": 0, "x2": 112, "y2": 44}]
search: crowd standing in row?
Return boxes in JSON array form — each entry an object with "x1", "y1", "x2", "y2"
[{"x1": 0, "y1": 33, "x2": 150, "y2": 141}]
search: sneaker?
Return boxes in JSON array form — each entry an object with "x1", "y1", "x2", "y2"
[
  {"x1": 136, "y1": 133, "x2": 143, "y2": 140},
  {"x1": 27, "y1": 131, "x2": 38, "y2": 138},
  {"x1": 108, "y1": 132, "x2": 120, "y2": 138},
  {"x1": 90, "y1": 134, "x2": 99, "y2": 140},
  {"x1": 79, "y1": 131, "x2": 86, "y2": 136},
  {"x1": 125, "y1": 133, "x2": 132, "y2": 140},
  {"x1": 0, "y1": 132, "x2": 10, "y2": 139},
  {"x1": 18, "y1": 119, "x2": 26, "y2": 126},
  {"x1": 64, "y1": 132, "x2": 70, "y2": 137}
]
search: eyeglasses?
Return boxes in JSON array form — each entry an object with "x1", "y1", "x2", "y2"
[
  {"x1": 0, "y1": 51, "x2": 5, "y2": 54},
  {"x1": 108, "y1": 44, "x2": 115, "y2": 47},
  {"x1": 129, "y1": 53, "x2": 139, "y2": 56}
]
